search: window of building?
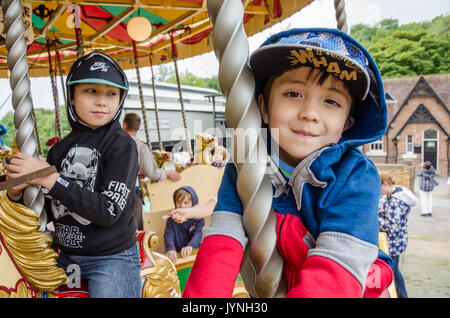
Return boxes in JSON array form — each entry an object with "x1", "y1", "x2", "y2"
[
  {"x1": 370, "y1": 139, "x2": 383, "y2": 152},
  {"x1": 406, "y1": 135, "x2": 413, "y2": 153},
  {"x1": 424, "y1": 129, "x2": 437, "y2": 139}
]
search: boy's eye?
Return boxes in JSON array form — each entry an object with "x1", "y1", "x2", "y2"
[
  {"x1": 285, "y1": 91, "x2": 302, "y2": 98},
  {"x1": 324, "y1": 98, "x2": 342, "y2": 107}
]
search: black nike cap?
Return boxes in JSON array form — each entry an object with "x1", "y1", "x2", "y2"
[{"x1": 67, "y1": 51, "x2": 128, "y2": 91}]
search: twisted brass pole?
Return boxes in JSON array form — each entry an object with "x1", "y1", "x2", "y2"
[
  {"x1": 207, "y1": 0, "x2": 286, "y2": 298},
  {"x1": 170, "y1": 32, "x2": 192, "y2": 157},
  {"x1": 2, "y1": 0, "x2": 46, "y2": 231},
  {"x1": 334, "y1": 0, "x2": 348, "y2": 33},
  {"x1": 149, "y1": 54, "x2": 163, "y2": 152},
  {"x1": 132, "y1": 40, "x2": 152, "y2": 149},
  {"x1": 46, "y1": 38, "x2": 63, "y2": 138},
  {"x1": 55, "y1": 41, "x2": 68, "y2": 113}
]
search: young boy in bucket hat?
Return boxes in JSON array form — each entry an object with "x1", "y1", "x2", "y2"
[
  {"x1": 183, "y1": 29, "x2": 394, "y2": 298},
  {"x1": 6, "y1": 52, "x2": 141, "y2": 298}
]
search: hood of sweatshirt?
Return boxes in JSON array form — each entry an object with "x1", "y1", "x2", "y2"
[
  {"x1": 391, "y1": 186, "x2": 419, "y2": 207},
  {"x1": 173, "y1": 185, "x2": 199, "y2": 207}
]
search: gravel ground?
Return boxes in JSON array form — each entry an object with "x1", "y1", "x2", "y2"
[{"x1": 400, "y1": 176, "x2": 450, "y2": 298}]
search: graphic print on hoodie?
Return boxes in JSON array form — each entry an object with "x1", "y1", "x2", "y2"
[{"x1": 44, "y1": 52, "x2": 139, "y2": 255}]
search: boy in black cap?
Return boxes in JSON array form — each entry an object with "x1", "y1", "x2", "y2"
[{"x1": 6, "y1": 52, "x2": 141, "y2": 298}]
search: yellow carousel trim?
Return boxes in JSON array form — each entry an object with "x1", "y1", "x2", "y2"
[
  {"x1": 0, "y1": 191, "x2": 67, "y2": 296},
  {"x1": 139, "y1": 231, "x2": 182, "y2": 298},
  {"x1": 378, "y1": 232, "x2": 398, "y2": 298}
]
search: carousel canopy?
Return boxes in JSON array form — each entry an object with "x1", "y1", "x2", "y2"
[{"x1": 0, "y1": 0, "x2": 313, "y2": 78}]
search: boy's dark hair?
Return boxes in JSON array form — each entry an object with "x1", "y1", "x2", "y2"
[{"x1": 123, "y1": 113, "x2": 141, "y2": 131}]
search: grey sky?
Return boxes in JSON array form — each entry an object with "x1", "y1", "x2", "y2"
[{"x1": 1, "y1": 0, "x2": 448, "y2": 119}]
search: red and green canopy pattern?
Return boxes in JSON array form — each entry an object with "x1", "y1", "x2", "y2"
[{"x1": 0, "y1": 0, "x2": 312, "y2": 77}]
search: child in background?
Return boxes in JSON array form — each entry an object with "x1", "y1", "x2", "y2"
[
  {"x1": 378, "y1": 172, "x2": 418, "y2": 298},
  {"x1": 6, "y1": 52, "x2": 141, "y2": 298},
  {"x1": 184, "y1": 28, "x2": 394, "y2": 298},
  {"x1": 164, "y1": 186, "x2": 204, "y2": 264}
]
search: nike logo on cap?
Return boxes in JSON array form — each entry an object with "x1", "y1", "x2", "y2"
[{"x1": 90, "y1": 62, "x2": 109, "y2": 72}]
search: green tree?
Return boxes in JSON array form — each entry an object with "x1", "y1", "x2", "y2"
[
  {"x1": 369, "y1": 29, "x2": 449, "y2": 77},
  {"x1": 1, "y1": 106, "x2": 70, "y2": 157},
  {"x1": 350, "y1": 15, "x2": 450, "y2": 78},
  {"x1": 155, "y1": 64, "x2": 221, "y2": 92},
  {"x1": 166, "y1": 70, "x2": 221, "y2": 93}
]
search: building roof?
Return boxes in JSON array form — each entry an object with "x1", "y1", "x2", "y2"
[
  {"x1": 124, "y1": 79, "x2": 225, "y2": 113},
  {"x1": 383, "y1": 73, "x2": 450, "y2": 123}
]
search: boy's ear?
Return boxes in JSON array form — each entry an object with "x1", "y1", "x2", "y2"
[
  {"x1": 343, "y1": 116, "x2": 355, "y2": 131},
  {"x1": 258, "y1": 94, "x2": 269, "y2": 125}
]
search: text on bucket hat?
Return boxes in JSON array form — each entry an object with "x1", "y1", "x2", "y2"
[{"x1": 250, "y1": 29, "x2": 373, "y2": 101}]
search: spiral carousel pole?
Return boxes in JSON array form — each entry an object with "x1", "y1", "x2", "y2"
[
  {"x1": 46, "y1": 38, "x2": 63, "y2": 138},
  {"x1": 170, "y1": 32, "x2": 192, "y2": 157},
  {"x1": 132, "y1": 40, "x2": 152, "y2": 148},
  {"x1": 207, "y1": 0, "x2": 286, "y2": 298},
  {"x1": 2, "y1": 0, "x2": 46, "y2": 231},
  {"x1": 334, "y1": 0, "x2": 348, "y2": 33},
  {"x1": 149, "y1": 54, "x2": 163, "y2": 152}
]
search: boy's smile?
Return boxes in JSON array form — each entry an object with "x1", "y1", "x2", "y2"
[
  {"x1": 72, "y1": 83, "x2": 121, "y2": 129},
  {"x1": 259, "y1": 66, "x2": 354, "y2": 167}
]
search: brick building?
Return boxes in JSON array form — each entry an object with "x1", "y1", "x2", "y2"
[{"x1": 361, "y1": 73, "x2": 450, "y2": 177}]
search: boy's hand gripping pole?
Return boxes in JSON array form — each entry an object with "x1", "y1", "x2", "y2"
[{"x1": 0, "y1": 166, "x2": 57, "y2": 192}]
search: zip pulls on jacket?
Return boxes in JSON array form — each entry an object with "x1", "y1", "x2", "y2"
[{"x1": 268, "y1": 143, "x2": 335, "y2": 205}]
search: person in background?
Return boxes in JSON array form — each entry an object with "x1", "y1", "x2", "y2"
[
  {"x1": 164, "y1": 186, "x2": 204, "y2": 264},
  {"x1": 378, "y1": 172, "x2": 418, "y2": 298},
  {"x1": 417, "y1": 161, "x2": 438, "y2": 217},
  {"x1": 123, "y1": 112, "x2": 181, "y2": 230}
]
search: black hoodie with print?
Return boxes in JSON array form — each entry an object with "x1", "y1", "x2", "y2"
[{"x1": 44, "y1": 52, "x2": 139, "y2": 256}]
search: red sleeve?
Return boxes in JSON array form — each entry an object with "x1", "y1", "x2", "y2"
[
  {"x1": 183, "y1": 235, "x2": 243, "y2": 298},
  {"x1": 363, "y1": 258, "x2": 393, "y2": 298},
  {"x1": 286, "y1": 255, "x2": 363, "y2": 298},
  {"x1": 286, "y1": 256, "x2": 393, "y2": 298}
]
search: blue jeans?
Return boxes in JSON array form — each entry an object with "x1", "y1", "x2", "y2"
[
  {"x1": 392, "y1": 255, "x2": 408, "y2": 298},
  {"x1": 57, "y1": 243, "x2": 142, "y2": 298}
]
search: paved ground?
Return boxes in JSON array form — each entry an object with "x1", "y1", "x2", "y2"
[{"x1": 400, "y1": 176, "x2": 450, "y2": 298}]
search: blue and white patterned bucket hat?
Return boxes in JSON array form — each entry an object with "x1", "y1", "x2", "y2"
[
  {"x1": 250, "y1": 28, "x2": 375, "y2": 101},
  {"x1": 250, "y1": 28, "x2": 387, "y2": 148}
]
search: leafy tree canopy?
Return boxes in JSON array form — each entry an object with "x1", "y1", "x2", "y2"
[
  {"x1": 155, "y1": 64, "x2": 220, "y2": 92},
  {"x1": 350, "y1": 15, "x2": 450, "y2": 78}
]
